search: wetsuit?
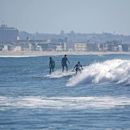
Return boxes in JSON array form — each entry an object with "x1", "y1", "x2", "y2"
[
  {"x1": 49, "y1": 59, "x2": 55, "y2": 74},
  {"x1": 74, "y1": 63, "x2": 83, "y2": 74},
  {"x1": 61, "y1": 57, "x2": 69, "y2": 72}
]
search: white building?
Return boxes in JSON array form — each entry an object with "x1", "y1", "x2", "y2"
[
  {"x1": 118, "y1": 45, "x2": 123, "y2": 51},
  {"x1": 74, "y1": 43, "x2": 87, "y2": 51},
  {"x1": 63, "y1": 42, "x2": 67, "y2": 51},
  {"x1": 36, "y1": 45, "x2": 42, "y2": 51},
  {"x1": 56, "y1": 45, "x2": 63, "y2": 51},
  {"x1": 13, "y1": 46, "x2": 22, "y2": 51},
  {"x1": 2, "y1": 45, "x2": 9, "y2": 51}
]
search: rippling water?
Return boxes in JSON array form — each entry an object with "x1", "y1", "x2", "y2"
[{"x1": 0, "y1": 54, "x2": 130, "y2": 130}]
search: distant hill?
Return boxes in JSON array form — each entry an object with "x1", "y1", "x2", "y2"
[{"x1": 19, "y1": 31, "x2": 130, "y2": 44}]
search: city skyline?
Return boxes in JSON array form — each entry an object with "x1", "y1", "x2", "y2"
[{"x1": 0, "y1": 0, "x2": 130, "y2": 35}]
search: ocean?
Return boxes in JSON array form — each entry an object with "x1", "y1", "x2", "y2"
[{"x1": 0, "y1": 54, "x2": 130, "y2": 130}]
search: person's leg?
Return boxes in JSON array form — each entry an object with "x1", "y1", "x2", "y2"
[
  {"x1": 49, "y1": 67, "x2": 52, "y2": 74},
  {"x1": 62, "y1": 65, "x2": 64, "y2": 72},
  {"x1": 52, "y1": 66, "x2": 54, "y2": 72},
  {"x1": 76, "y1": 68, "x2": 78, "y2": 74},
  {"x1": 66, "y1": 64, "x2": 68, "y2": 72},
  {"x1": 79, "y1": 68, "x2": 81, "y2": 73}
]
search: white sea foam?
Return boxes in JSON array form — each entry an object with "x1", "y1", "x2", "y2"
[
  {"x1": 0, "y1": 96, "x2": 130, "y2": 110},
  {"x1": 45, "y1": 70, "x2": 75, "y2": 78},
  {"x1": 67, "y1": 59, "x2": 130, "y2": 86}
]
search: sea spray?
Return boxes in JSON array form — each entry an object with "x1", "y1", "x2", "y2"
[{"x1": 67, "y1": 59, "x2": 130, "y2": 86}]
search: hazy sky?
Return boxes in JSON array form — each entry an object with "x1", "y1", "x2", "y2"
[{"x1": 0, "y1": 0, "x2": 130, "y2": 34}]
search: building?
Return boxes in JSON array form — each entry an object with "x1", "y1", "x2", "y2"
[
  {"x1": 56, "y1": 45, "x2": 63, "y2": 51},
  {"x1": 2, "y1": 45, "x2": 9, "y2": 51},
  {"x1": 86, "y1": 43, "x2": 99, "y2": 51},
  {"x1": 0, "y1": 24, "x2": 18, "y2": 43},
  {"x1": 122, "y1": 44, "x2": 129, "y2": 51},
  {"x1": 118, "y1": 45, "x2": 123, "y2": 51},
  {"x1": 74, "y1": 43, "x2": 87, "y2": 51},
  {"x1": 13, "y1": 46, "x2": 22, "y2": 51}
]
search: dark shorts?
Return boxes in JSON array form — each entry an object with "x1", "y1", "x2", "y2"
[
  {"x1": 76, "y1": 68, "x2": 81, "y2": 72},
  {"x1": 50, "y1": 65, "x2": 55, "y2": 69}
]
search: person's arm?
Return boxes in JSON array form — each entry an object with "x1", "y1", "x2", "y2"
[
  {"x1": 80, "y1": 65, "x2": 83, "y2": 70},
  {"x1": 72, "y1": 64, "x2": 76, "y2": 71},
  {"x1": 67, "y1": 58, "x2": 70, "y2": 64},
  {"x1": 74, "y1": 64, "x2": 76, "y2": 69}
]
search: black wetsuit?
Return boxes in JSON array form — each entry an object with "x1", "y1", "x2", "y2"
[
  {"x1": 49, "y1": 59, "x2": 55, "y2": 74},
  {"x1": 61, "y1": 57, "x2": 69, "y2": 72},
  {"x1": 74, "y1": 63, "x2": 83, "y2": 74}
]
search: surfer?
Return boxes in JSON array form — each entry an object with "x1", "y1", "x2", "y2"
[
  {"x1": 61, "y1": 55, "x2": 70, "y2": 72},
  {"x1": 73, "y1": 61, "x2": 83, "y2": 74},
  {"x1": 49, "y1": 57, "x2": 55, "y2": 74}
]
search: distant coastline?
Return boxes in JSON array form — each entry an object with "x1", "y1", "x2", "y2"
[{"x1": 0, "y1": 51, "x2": 130, "y2": 57}]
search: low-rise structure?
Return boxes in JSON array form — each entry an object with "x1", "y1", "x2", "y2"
[
  {"x1": 13, "y1": 46, "x2": 22, "y2": 51},
  {"x1": 2, "y1": 45, "x2": 9, "y2": 51},
  {"x1": 74, "y1": 43, "x2": 87, "y2": 51}
]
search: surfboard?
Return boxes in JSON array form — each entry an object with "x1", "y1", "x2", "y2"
[{"x1": 45, "y1": 70, "x2": 75, "y2": 79}]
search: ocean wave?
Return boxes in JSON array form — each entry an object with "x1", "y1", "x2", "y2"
[
  {"x1": 67, "y1": 59, "x2": 130, "y2": 86},
  {"x1": 0, "y1": 96, "x2": 130, "y2": 110}
]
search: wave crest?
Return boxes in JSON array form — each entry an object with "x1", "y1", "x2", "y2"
[{"x1": 67, "y1": 59, "x2": 130, "y2": 86}]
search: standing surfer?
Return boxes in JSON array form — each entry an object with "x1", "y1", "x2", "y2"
[
  {"x1": 61, "y1": 55, "x2": 70, "y2": 72},
  {"x1": 49, "y1": 57, "x2": 55, "y2": 74}
]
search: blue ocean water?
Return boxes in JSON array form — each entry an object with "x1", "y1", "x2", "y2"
[{"x1": 0, "y1": 54, "x2": 130, "y2": 130}]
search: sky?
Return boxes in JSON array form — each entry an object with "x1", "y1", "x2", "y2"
[{"x1": 0, "y1": 0, "x2": 130, "y2": 35}]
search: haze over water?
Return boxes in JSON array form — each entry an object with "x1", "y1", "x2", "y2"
[{"x1": 0, "y1": 0, "x2": 130, "y2": 35}]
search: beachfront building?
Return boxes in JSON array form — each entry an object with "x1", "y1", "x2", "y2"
[
  {"x1": 0, "y1": 24, "x2": 18, "y2": 43},
  {"x1": 127, "y1": 45, "x2": 130, "y2": 51},
  {"x1": 122, "y1": 44, "x2": 129, "y2": 51},
  {"x1": 2, "y1": 45, "x2": 9, "y2": 51},
  {"x1": 13, "y1": 46, "x2": 22, "y2": 51},
  {"x1": 56, "y1": 45, "x2": 63, "y2": 51},
  {"x1": 118, "y1": 45, "x2": 123, "y2": 52},
  {"x1": 86, "y1": 43, "x2": 99, "y2": 51},
  {"x1": 63, "y1": 42, "x2": 67, "y2": 51},
  {"x1": 74, "y1": 43, "x2": 87, "y2": 51},
  {"x1": 97, "y1": 43, "x2": 109, "y2": 51}
]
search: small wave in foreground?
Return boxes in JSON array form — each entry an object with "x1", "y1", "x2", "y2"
[{"x1": 0, "y1": 96, "x2": 130, "y2": 110}]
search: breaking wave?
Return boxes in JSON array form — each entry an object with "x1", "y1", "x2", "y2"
[
  {"x1": 67, "y1": 59, "x2": 130, "y2": 86},
  {"x1": 0, "y1": 96, "x2": 130, "y2": 110}
]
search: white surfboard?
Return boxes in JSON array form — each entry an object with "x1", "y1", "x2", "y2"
[{"x1": 45, "y1": 70, "x2": 75, "y2": 79}]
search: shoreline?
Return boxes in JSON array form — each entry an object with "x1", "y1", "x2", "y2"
[{"x1": 0, "y1": 51, "x2": 130, "y2": 57}]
